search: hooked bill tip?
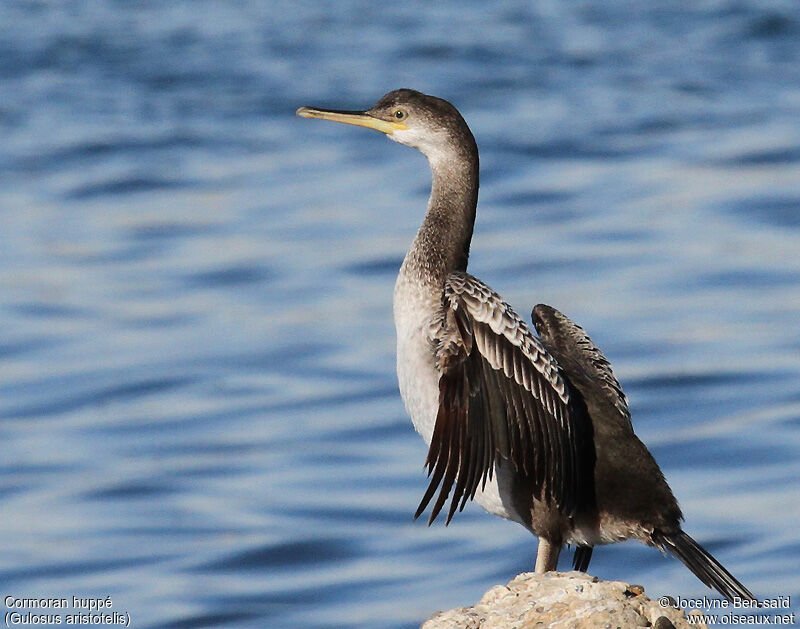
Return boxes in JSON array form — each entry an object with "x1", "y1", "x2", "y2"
[{"x1": 296, "y1": 106, "x2": 313, "y2": 118}]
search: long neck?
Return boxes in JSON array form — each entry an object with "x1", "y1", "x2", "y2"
[{"x1": 401, "y1": 139, "x2": 479, "y2": 287}]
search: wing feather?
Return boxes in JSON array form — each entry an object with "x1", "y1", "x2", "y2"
[
  {"x1": 531, "y1": 303, "x2": 633, "y2": 573},
  {"x1": 532, "y1": 304, "x2": 632, "y2": 431},
  {"x1": 415, "y1": 272, "x2": 588, "y2": 524}
]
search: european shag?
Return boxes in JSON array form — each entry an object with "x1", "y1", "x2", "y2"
[{"x1": 297, "y1": 89, "x2": 755, "y2": 603}]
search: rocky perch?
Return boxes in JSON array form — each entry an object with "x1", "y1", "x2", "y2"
[{"x1": 423, "y1": 572, "x2": 706, "y2": 629}]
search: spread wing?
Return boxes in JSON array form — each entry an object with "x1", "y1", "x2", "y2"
[
  {"x1": 415, "y1": 272, "x2": 588, "y2": 525},
  {"x1": 531, "y1": 304, "x2": 632, "y2": 431}
]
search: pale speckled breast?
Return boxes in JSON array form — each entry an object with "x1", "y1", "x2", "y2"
[{"x1": 393, "y1": 273, "x2": 440, "y2": 445}]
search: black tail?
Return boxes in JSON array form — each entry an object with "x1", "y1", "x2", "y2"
[
  {"x1": 654, "y1": 530, "x2": 755, "y2": 603},
  {"x1": 573, "y1": 545, "x2": 593, "y2": 572}
]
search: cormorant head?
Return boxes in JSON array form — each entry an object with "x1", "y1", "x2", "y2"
[{"x1": 297, "y1": 89, "x2": 475, "y2": 165}]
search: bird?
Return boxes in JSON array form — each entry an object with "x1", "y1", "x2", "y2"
[{"x1": 297, "y1": 89, "x2": 755, "y2": 602}]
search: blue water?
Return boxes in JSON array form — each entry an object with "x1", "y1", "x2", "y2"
[{"x1": 1, "y1": 1, "x2": 799, "y2": 627}]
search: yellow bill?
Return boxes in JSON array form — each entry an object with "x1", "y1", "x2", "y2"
[{"x1": 296, "y1": 107, "x2": 407, "y2": 134}]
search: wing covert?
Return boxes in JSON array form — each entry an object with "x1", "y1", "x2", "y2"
[
  {"x1": 415, "y1": 272, "x2": 588, "y2": 525},
  {"x1": 532, "y1": 304, "x2": 632, "y2": 431}
]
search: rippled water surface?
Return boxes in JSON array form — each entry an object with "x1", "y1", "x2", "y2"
[{"x1": 1, "y1": 1, "x2": 799, "y2": 627}]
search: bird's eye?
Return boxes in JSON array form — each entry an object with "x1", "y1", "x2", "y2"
[{"x1": 393, "y1": 109, "x2": 407, "y2": 120}]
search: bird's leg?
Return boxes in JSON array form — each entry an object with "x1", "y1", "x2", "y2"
[{"x1": 534, "y1": 537, "x2": 560, "y2": 573}]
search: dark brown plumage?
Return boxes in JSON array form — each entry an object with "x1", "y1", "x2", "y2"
[
  {"x1": 532, "y1": 304, "x2": 752, "y2": 602},
  {"x1": 416, "y1": 272, "x2": 591, "y2": 525}
]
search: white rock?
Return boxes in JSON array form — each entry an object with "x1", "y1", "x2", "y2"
[{"x1": 422, "y1": 572, "x2": 705, "y2": 629}]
